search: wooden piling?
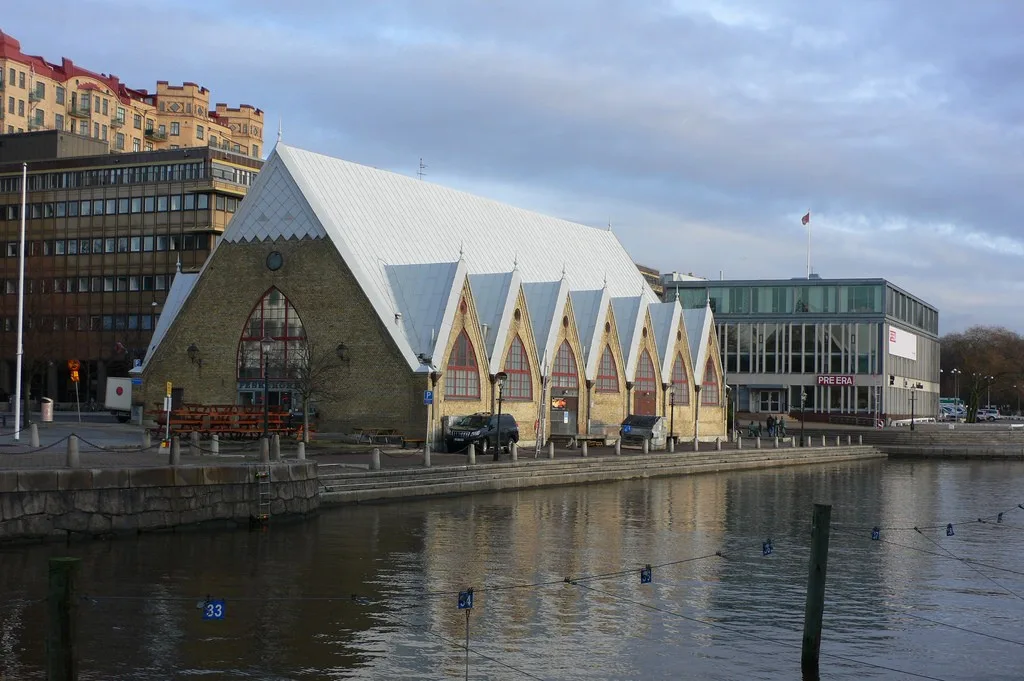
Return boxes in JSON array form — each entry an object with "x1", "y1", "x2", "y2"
[
  {"x1": 801, "y1": 503, "x2": 832, "y2": 679},
  {"x1": 47, "y1": 557, "x2": 81, "y2": 681}
]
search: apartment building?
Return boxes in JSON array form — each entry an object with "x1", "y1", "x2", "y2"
[
  {"x1": 0, "y1": 30, "x2": 263, "y2": 159},
  {"x1": 0, "y1": 130, "x2": 262, "y2": 404}
]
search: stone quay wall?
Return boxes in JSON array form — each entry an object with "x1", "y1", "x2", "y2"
[{"x1": 0, "y1": 462, "x2": 319, "y2": 543}]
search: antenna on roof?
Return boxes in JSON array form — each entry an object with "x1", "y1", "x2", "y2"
[
  {"x1": 512, "y1": 252, "x2": 519, "y2": 271},
  {"x1": 603, "y1": 271, "x2": 608, "y2": 289},
  {"x1": 277, "y1": 117, "x2": 282, "y2": 144},
  {"x1": 458, "y1": 241, "x2": 465, "y2": 261},
  {"x1": 418, "y1": 158, "x2": 428, "y2": 180},
  {"x1": 607, "y1": 218, "x2": 612, "y2": 232},
  {"x1": 561, "y1": 262, "x2": 567, "y2": 280}
]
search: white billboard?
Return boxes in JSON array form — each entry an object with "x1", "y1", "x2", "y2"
[{"x1": 888, "y1": 326, "x2": 918, "y2": 361}]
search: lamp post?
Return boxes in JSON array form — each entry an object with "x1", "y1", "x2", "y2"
[
  {"x1": 260, "y1": 335, "x2": 274, "y2": 438},
  {"x1": 910, "y1": 384, "x2": 916, "y2": 431},
  {"x1": 669, "y1": 387, "x2": 676, "y2": 447},
  {"x1": 987, "y1": 376, "x2": 994, "y2": 409},
  {"x1": 951, "y1": 368, "x2": 961, "y2": 419},
  {"x1": 800, "y1": 389, "x2": 807, "y2": 447},
  {"x1": 493, "y1": 371, "x2": 507, "y2": 461}
]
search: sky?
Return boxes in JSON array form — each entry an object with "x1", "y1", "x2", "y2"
[{"x1": 6, "y1": 1, "x2": 1023, "y2": 334}]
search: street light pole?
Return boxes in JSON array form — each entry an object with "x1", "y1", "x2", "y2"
[
  {"x1": 910, "y1": 385, "x2": 916, "y2": 431},
  {"x1": 669, "y1": 387, "x2": 676, "y2": 446},
  {"x1": 493, "y1": 371, "x2": 507, "y2": 461},
  {"x1": 800, "y1": 389, "x2": 807, "y2": 447},
  {"x1": 260, "y1": 335, "x2": 274, "y2": 438}
]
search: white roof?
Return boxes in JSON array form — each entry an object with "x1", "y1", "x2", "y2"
[
  {"x1": 649, "y1": 301, "x2": 683, "y2": 379},
  {"x1": 141, "y1": 269, "x2": 200, "y2": 370},
  {"x1": 682, "y1": 302, "x2": 715, "y2": 384},
  {"x1": 570, "y1": 289, "x2": 611, "y2": 380},
  {"x1": 611, "y1": 296, "x2": 648, "y2": 378},
  {"x1": 523, "y1": 280, "x2": 569, "y2": 372},
  {"x1": 468, "y1": 271, "x2": 521, "y2": 374}
]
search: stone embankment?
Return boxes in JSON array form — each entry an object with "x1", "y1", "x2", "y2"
[
  {"x1": 802, "y1": 425, "x2": 1024, "y2": 459},
  {"x1": 319, "y1": 445, "x2": 883, "y2": 506},
  {"x1": 0, "y1": 462, "x2": 319, "y2": 543}
]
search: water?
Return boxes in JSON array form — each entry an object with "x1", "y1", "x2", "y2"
[{"x1": 3, "y1": 459, "x2": 1024, "y2": 680}]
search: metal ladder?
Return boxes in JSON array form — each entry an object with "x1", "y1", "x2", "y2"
[{"x1": 254, "y1": 465, "x2": 272, "y2": 523}]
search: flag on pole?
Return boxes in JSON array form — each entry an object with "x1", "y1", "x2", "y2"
[{"x1": 801, "y1": 212, "x2": 811, "y2": 226}]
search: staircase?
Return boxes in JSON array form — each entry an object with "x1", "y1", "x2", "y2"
[{"x1": 318, "y1": 446, "x2": 883, "y2": 506}]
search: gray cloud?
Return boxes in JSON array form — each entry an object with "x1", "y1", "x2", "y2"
[{"x1": 7, "y1": 0, "x2": 1024, "y2": 331}]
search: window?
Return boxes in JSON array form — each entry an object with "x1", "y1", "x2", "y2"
[
  {"x1": 116, "y1": 276, "x2": 127, "y2": 291},
  {"x1": 67, "y1": 239, "x2": 77, "y2": 255},
  {"x1": 80, "y1": 121, "x2": 88, "y2": 136},
  {"x1": 170, "y1": 122, "x2": 180, "y2": 136},
  {"x1": 79, "y1": 239, "x2": 89, "y2": 254},
  {"x1": 133, "y1": 138, "x2": 140, "y2": 152},
  {"x1": 236, "y1": 287, "x2": 307, "y2": 380},
  {"x1": 33, "y1": 82, "x2": 44, "y2": 100},
  {"x1": 80, "y1": 200, "x2": 91, "y2": 217},
  {"x1": 55, "y1": 113, "x2": 64, "y2": 131},
  {"x1": 634, "y1": 350, "x2": 657, "y2": 395},
  {"x1": 7, "y1": 69, "x2": 13, "y2": 87},
  {"x1": 133, "y1": 113, "x2": 142, "y2": 129},
  {"x1": 196, "y1": 194, "x2": 209, "y2": 210},
  {"x1": 143, "y1": 236, "x2": 154, "y2": 252},
  {"x1": 18, "y1": 72, "x2": 24, "y2": 88},
  {"x1": 131, "y1": 197, "x2": 142, "y2": 213},
  {"x1": 130, "y1": 237, "x2": 141, "y2": 252},
  {"x1": 118, "y1": 198, "x2": 129, "y2": 214},
  {"x1": 551, "y1": 341, "x2": 578, "y2": 389},
  {"x1": 170, "y1": 195, "x2": 181, "y2": 211},
  {"x1": 102, "y1": 99, "x2": 108, "y2": 115},
  {"x1": 503, "y1": 335, "x2": 531, "y2": 400},
  {"x1": 103, "y1": 277, "x2": 114, "y2": 292},
  {"x1": 92, "y1": 238, "x2": 102, "y2": 253},
  {"x1": 144, "y1": 197, "x2": 155, "y2": 213},
  {"x1": 117, "y1": 237, "x2": 128, "y2": 253},
  {"x1": 671, "y1": 354, "x2": 689, "y2": 405},
  {"x1": 129, "y1": 276, "x2": 140, "y2": 291},
  {"x1": 215, "y1": 195, "x2": 226, "y2": 211},
  {"x1": 5, "y1": 242, "x2": 15, "y2": 257},
  {"x1": 701, "y1": 357, "x2": 720, "y2": 405},
  {"x1": 55, "y1": 86, "x2": 65, "y2": 105},
  {"x1": 104, "y1": 238, "x2": 115, "y2": 253},
  {"x1": 94, "y1": 122, "x2": 100, "y2": 138},
  {"x1": 252, "y1": 144, "x2": 259, "y2": 158},
  {"x1": 101, "y1": 124, "x2": 107, "y2": 141},
  {"x1": 18, "y1": 99, "x2": 24, "y2": 116},
  {"x1": 158, "y1": 124, "x2": 166, "y2": 136},
  {"x1": 157, "y1": 196, "x2": 168, "y2": 212},
  {"x1": 156, "y1": 235, "x2": 168, "y2": 251},
  {"x1": 596, "y1": 345, "x2": 619, "y2": 392},
  {"x1": 116, "y1": 106, "x2": 126, "y2": 124},
  {"x1": 196, "y1": 124, "x2": 204, "y2": 140},
  {"x1": 445, "y1": 330, "x2": 480, "y2": 399}
]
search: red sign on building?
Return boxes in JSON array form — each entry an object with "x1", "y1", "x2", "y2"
[{"x1": 817, "y1": 374, "x2": 854, "y2": 386}]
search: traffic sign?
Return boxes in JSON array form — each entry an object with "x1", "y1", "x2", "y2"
[
  {"x1": 165, "y1": 381, "x2": 173, "y2": 397},
  {"x1": 423, "y1": 390, "x2": 433, "y2": 405},
  {"x1": 131, "y1": 377, "x2": 142, "y2": 386},
  {"x1": 67, "y1": 359, "x2": 80, "y2": 371},
  {"x1": 133, "y1": 359, "x2": 142, "y2": 369},
  {"x1": 70, "y1": 369, "x2": 80, "y2": 383}
]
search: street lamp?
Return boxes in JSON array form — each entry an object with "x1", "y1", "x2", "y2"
[
  {"x1": 800, "y1": 389, "x2": 807, "y2": 447},
  {"x1": 669, "y1": 386, "x2": 676, "y2": 447},
  {"x1": 260, "y1": 335, "x2": 274, "y2": 438},
  {"x1": 493, "y1": 371, "x2": 507, "y2": 461},
  {"x1": 951, "y1": 368, "x2": 961, "y2": 418},
  {"x1": 986, "y1": 376, "x2": 994, "y2": 409},
  {"x1": 910, "y1": 383, "x2": 917, "y2": 431}
]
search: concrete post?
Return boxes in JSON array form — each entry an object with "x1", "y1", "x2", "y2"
[
  {"x1": 642, "y1": 438, "x2": 649, "y2": 455},
  {"x1": 858, "y1": 434, "x2": 863, "y2": 445},
  {"x1": 30, "y1": 423, "x2": 39, "y2": 448},
  {"x1": 614, "y1": 438, "x2": 621, "y2": 455},
  {"x1": 716, "y1": 437, "x2": 722, "y2": 451},
  {"x1": 423, "y1": 443, "x2": 431, "y2": 467},
  {"x1": 835, "y1": 435, "x2": 841, "y2": 447},
  {"x1": 271, "y1": 433, "x2": 282, "y2": 461},
  {"x1": 548, "y1": 441, "x2": 555, "y2": 459},
  {"x1": 581, "y1": 440, "x2": 588, "y2": 457},
  {"x1": 669, "y1": 437, "x2": 675, "y2": 453},
  {"x1": 65, "y1": 435, "x2": 79, "y2": 468},
  {"x1": 693, "y1": 436, "x2": 699, "y2": 452},
  {"x1": 211, "y1": 434, "x2": 220, "y2": 455},
  {"x1": 511, "y1": 442, "x2": 518, "y2": 461},
  {"x1": 259, "y1": 437, "x2": 270, "y2": 464},
  {"x1": 169, "y1": 436, "x2": 181, "y2": 466},
  {"x1": 297, "y1": 441, "x2": 306, "y2": 460},
  {"x1": 792, "y1": 437, "x2": 798, "y2": 448},
  {"x1": 142, "y1": 430, "x2": 151, "y2": 450},
  {"x1": 737, "y1": 436, "x2": 743, "y2": 449},
  {"x1": 846, "y1": 435, "x2": 852, "y2": 446},
  {"x1": 774, "y1": 437, "x2": 779, "y2": 448},
  {"x1": 821, "y1": 435, "x2": 826, "y2": 447},
  {"x1": 371, "y1": 448, "x2": 381, "y2": 471},
  {"x1": 756, "y1": 437, "x2": 762, "y2": 449},
  {"x1": 467, "y1": 442, "x2": 476, "y2": 465},
  {"x1": 189, "y1": 431, "x2": 200, "y2": 457}
]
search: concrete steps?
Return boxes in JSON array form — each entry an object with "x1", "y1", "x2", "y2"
[{"x1": 318, "y1": 446, "x2": 884, "y2": 505}]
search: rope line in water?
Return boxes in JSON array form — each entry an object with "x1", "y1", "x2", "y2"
[{"x1": 911, "y1": 527, "x2": 1024, "y2": 602}]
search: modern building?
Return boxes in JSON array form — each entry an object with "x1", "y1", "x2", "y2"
[
  {"x1": 661, "y1": 274, "x2": 940, "y2": 424},
  {"x1": 0, "y1": 130, "x2": 262, "y2": 403},
  {"x1": 635, "y1": 264, "x2": 663, "y2": 298},
  {"x1": 0, "y1": 31, "x2": 263, "y2": 158},
  {"x1": 140, "y1": 143, "x2": 728, "y2": 447}
]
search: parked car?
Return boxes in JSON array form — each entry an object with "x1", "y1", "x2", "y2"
[
  {"x1": 446, "y1": 413, "x2": 519, "y2": 453},
  {"x1": 977, "y1": 408, "x2": 1000, "y2": 422}
]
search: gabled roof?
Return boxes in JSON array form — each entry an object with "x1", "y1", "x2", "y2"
[
  {"x1": 569, "y1": 288, "x2": 611, "y2": 380},
  {"x1": 222, "y1": 151, "x2": 326, "y2": 242},
  {"x1": 611, "y1": 296, "x2": 648, "y2": 378},
  {"x1": 523, "y1": 279, "x2": 570, "y2": 373},
  {"x1": 141, "y1": 270, "x2": 199, "y2": 369},
  {"x1": 387, "y1": 262, "x2": 462, "y2": 359},
  {"x1": 682, "y1": 301, "x2": 715, "y2": 384},
  {"x1": 468, "y1": 270, "x2": 523, "y2": 374},
  {"x1": 648, "y1": 301, "x2": 684, "y2": 379}
]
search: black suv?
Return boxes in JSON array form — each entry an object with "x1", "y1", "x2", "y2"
[{"x1": 446, "y1": 413, "x2": 519, "y2": 453}]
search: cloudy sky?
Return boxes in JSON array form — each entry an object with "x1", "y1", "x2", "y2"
[{"x1": 7, "y1": 1, "x2": 1022, "y2": 333}]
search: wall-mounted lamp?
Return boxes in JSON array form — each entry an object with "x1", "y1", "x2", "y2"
[
  {"x1": 187, "y1": 342, "x2": 203, "y2": 367},
  {"x1": 336, "y1": 343, "x2": 350, "y2": 363}
]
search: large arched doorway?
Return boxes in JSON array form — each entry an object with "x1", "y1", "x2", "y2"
[
  {"x1": 633, "y1": 350, "x2": 657, "y2": 415},
  {"x1": 236, "y1": 287, "x2": 306, "y2": 410},
  {"x1": 549, "y1": 340, "x2": 579, "y2": 435}
]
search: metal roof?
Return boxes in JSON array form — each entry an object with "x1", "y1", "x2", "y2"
[
  {"x1": 682, "y1": 302, "x2": 714, "y2": 384},
  {"x1": 142, "y1": 270, "x2": 199, "y2": 369}
]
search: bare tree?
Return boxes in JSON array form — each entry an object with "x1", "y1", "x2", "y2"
[
  {"x1": 941, "y1": 326, "x2": 1024, "y2": 421},
  {"x1": 290, "y1": 338, "x2": 344, "y2": 442}
]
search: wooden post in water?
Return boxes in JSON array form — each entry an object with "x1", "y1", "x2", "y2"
[
  {"x1": 47, "y1": 557, "x2": 81, "y2": 681},
  {"x1": 801, "y1": 503, "x2": 832, "y2": 679}
]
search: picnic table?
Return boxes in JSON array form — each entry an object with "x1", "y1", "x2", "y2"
[{"x1": 147, "y1": 404, "x2": 313, "y2": 440}]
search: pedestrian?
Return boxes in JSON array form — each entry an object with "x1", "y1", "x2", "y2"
[
  {"x1": 766, "y1": 414, "x2": 776, "y2": 437},
  {"x1": 778, "y1": 417, "x2": 786, "y2": 437}
]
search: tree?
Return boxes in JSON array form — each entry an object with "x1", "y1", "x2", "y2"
[
  {"x1": 290, "y1": 338, "x2": 345, "y2": 443},
  {"x1": 940, "y1": 326, "x2": 1024, "y2": 421}
]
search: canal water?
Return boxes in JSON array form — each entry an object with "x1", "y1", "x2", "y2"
[{"x1": 3, "y1": 459, "x2": 1024, "y2": 680}]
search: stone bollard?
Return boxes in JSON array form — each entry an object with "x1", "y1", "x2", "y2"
[
  {"x1": 189, "y1": 431, "x2": 200, "y2": 457},
  {"x1": 774, "y1": 436, "x2": 779, "y2": 449},
  {"x1": 29, "y1": 423, "x2": 39, "y2": 448},
  {"x1": 371, "y1": 448, "x2": 381, "y2": 471},
  {"x1": 66, "y1": 435, "x2": 80, "y2": 468},
  {"x1": 423, "y1": 443, "x2": 432, "y2": 468},
  {"x1": 511, "y1": 442, "x2": 518, "y2": 461},
  {"x1": 693, "y1": 436, "x2": 700, "y2": 452},
  {"x1": 271, "y1": 433, "x2": 282, "y2": 461},
  {"x1": 846, "y1": 434, "x2": 852, "y2": 446},
  {"x1": 614, "y1": 438, "x2": 621, "y2": 455},
  {"x1": 737, "y1": 436, "x2": 743, "y2": 449},
  {"x1": 791, "y1": 437, "x2": 798, "y2": 448},
  {"x1": 821, "y1": 435, "x2": 826, "y2": 447},
  {"x1": 211, "y1": 434, "x2": 220, "y2": 455},
  {"x1": 297, "y1": 441, "x2": 306, "y2": 460},
  {"x1": 716, "y1": 437, "x2": 722, "y2": 451},
  {"x1": 835, "y1": 435, "x2": 841, "y2": 447},
  {"x1": 467, "y1": 442, "x2": 476, "y2": 465},
  {"x1": 142, "y1": 430, "x2": 152, "y2": 450},
  {"x1": 548, "y1": 441, "x2": 555, "y2": 459},
  {"x1": 169, "y1": 436, "x2": 181, "y2": 466},
  {"x1": 669, "y1": 437, "x2": 675, "y2": 453},
  {"x1": 858, "y1": 434, "x2": 863, "y2": 445},
  {"x1": 260, "y1": 437, "x2": 270, "y2": 463},
  {"x1": 581, "y1": 440, "x2": 588, "y2": 457},
  {"x1": 756, "y1": 437, "x2": 762, "y2": 449},
  {"x1": 642, "y1": 438, "x2": 649, "y2": 455}
]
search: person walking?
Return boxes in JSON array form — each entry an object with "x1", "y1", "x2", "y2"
[{"x1": 766, "y1": 414, "x2": 776, "y2": 437}]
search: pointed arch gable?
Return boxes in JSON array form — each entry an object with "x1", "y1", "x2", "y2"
[
  {"x1": 596, "y1": 345, "x2": 619, "y2": 392},
  {"x1": 503, "y1": 334, "x2": 532, "y2": 400},
  {"x1": 551, "y1": 340, "x2": 579, "y2": 390},
  {"x1": 701, "y1": 356, "x2": 720, "y2": 405},
  {"x1": 671, "y1": 352, "x2": 690, "y2": 405},
  {"x1": 236, "y1": 286, "x2": 307, "y2": 380},
  {"x1": 446, "y1": 329, "x2": 481, "y2": 399},
  {"x1": 634, "y1": 349, "x2": 657, "y2": 393}
]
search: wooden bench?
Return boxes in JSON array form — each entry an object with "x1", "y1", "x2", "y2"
[{"x1": 403, "y1": 438, "x2": 426, "y2": 450}]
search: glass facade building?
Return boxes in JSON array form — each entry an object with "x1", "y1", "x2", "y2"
[{"x1": 662, "y1": 276, "x2": 939, "y2": 424}]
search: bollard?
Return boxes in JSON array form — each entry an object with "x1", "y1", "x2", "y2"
[
  {"x1": 30, "y1": 423, "x2": 40, "y2": 448},
  {"x1": 211, "y1": 433, "x2": 220, "y2": 455},
  {"x1": 642, "y1": 438, "x2": 649, "y2": 455},
  {"x1": 819, "y1": 435, "x2": 824, "y2": 447},
  {"x1": 189, "y1": 431, "x2": 200, "y2": 457},
  {"x1": 792, "y1": 437, "x2": 798, "y2": 448},
  {"x1": 693, "y1": 436, "x2": 699, "y2": 452},
  {"x1": 614, "y1": 438, "x2": 621, "y2": 455},
  {"x1": 846, "y1": 434, "x2": 852, "y2": 446},
  {"x1": 669, "y1": 437, "x2": 675, "y2": 453},
  {"x1": 297, "y1": 441, "x2": 306, "y2": 460},
  {"x1": 142, "y1": 430, "x2": 152, "y2": 450},
  {"x1": 716, "y1": 437, "x2": 722, "y2": 451},
  {"x1": 756, "y1": 437, "x2": 762, "y2": 449},
  {"x1": 467, "y1": 442, "x2": 476, "y2": 465},
  {"x1": 737, "y1": 436, "x2": 743, "y2": 449},
  {"x1": 774, "y1": 436, "x2": 779, "y2": 449},
  {"x1": 260, "y1": 437, "x2": 270, "y2": 463},
  {"x1": 835, "y1": 435, "x2": 840, "y2": 447},
  {"x1": 371, "y1": 448, "x2": 381, "y2": 471},
  {"x1": 858, "y1": 434, "x2": 863, "y2": 445},
  {"x1": 548, "y1": 441, "x2": 555, "y2": 459},
  {"x1": 65, "y1": 435, "x2": 80, "y2": 468},
  {"x1": 511, "y1": 442, "x2": 518, "y2": 461},
  {"x1": 271, "y1": 433, "x2": 282, "y2": 461},
  {"x1": 169, "y1": 436, "x2": 181, "y2": 465},
  {"x1": 581, "y1": 440, "x2": 588, "y2": 457},
  {"x1": 423, "y1": 443, "x2": 431, "y2": 468}
]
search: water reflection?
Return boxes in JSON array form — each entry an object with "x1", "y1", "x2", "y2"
[{"x1": 2, "y1": 460, "x2": 1024, "y2": 680}]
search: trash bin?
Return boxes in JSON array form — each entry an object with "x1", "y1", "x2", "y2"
[{"x1": 41, "y1": 397, "x2": 54, "y2": 422}]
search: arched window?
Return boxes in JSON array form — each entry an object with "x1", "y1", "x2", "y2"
[
  {"x1": 635, "y1": 350, "x2": 657, "y2": 394},
  {"x1": 446, "y1": 330, "x2": 480, "y2": 399},
  {"x1": 596, "y1": 345, "x2": 619, "y2": 392},
  {"x1": 237, "y1": 287, "x2": 306, "y2": 379},
  {"x1": 503, "y1": 335, "x2": 532, "y2": 400},
  {"x1": 702, "y1": 357, "x2": 720, "y2": 405},
  {"x1": 671, "y1": 354, "x2": 689, "y2": 405},
  {"x1": 551, "y1": 341, "x2": 578, "y2": 389}
]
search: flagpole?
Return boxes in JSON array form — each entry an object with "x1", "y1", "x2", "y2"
[
  {"x1": 13, "y1": 162, "x2": 26, "y2": 440},
  {"x1": 805, "y1": 211, "x2": 811, "y2": 278}
]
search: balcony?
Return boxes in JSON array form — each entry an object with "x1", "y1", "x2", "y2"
[
  {"x1": 28, "y1": 120, "x2": 43, "y2": 131},
  {"x1": 144, "y1": 128, "x2": 167, "y2": 141},
  {"x1": 67, "y1": 105, "x2": 91, "y2": 119},
  {"x1": 110, "y1": 117, "x2": 124, "y2": 128},
  {"x1": 28, "y1": 92, "x2": 42, "y2": 103}
]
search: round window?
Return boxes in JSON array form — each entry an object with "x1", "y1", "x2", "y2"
[
  {"x1": 266, "y1": 251, "x2": 284, "y2": 271},
  {"x1": 562, "y1": 316, "x2": 569, "y2": 328},
  {"x1": 605, "y1": 321, "x2": 611, "y2": 333}
]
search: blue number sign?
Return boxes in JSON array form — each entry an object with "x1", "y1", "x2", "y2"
[
  {"x1": 202, "y1": 599, "x2": 226, "y2": 620},
  {"x1": 640, "y1": 565, "x2": 652, "y2": 584},
  {"x1": 762, "y1": 538, "x2": 774, "y2": 556},
  {"x1": 871, "y1": 526, "x2": 881, "y2": 541},
  {"x1": 458, "y1": 589, "x2": 474, "y2": 609},
  {"x1": 424, "y1": 390, "x2": 434, "y2": 406},
  {"x1": 623, "y1": 424, "x2": 632, "y2": 434}
]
